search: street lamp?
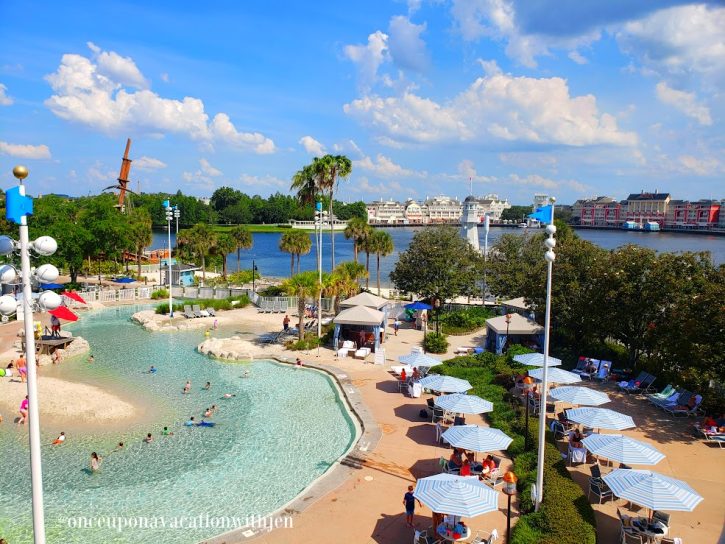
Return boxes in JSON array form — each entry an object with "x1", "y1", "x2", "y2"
[
  {"x1": 434, "y1": 297, "x2": 441, "y2": 335},
  {"x1": 173, "y1": 206, "x2": 180, "y2": 250},
  {"x1": 164, "y1": 201, "x2": 174, "y2": 318},
  {"x1": 0, "y1": 165, "x2": 64, "y2": 544},
  {"x1": 314, "y1": 202, "x2": 327, "y2": 342},
  {"x1": 504, "y1": 313, "x2": 512, "y2": 352},
  {"x1": 523, "y1": 376, "x2": 534, "y2": 451},
  {"x1": 252, "y1": 260, "x2": 258, "y2": 292},
  {"x1": 503, "y1": 471, "x2": 518, "y2": 544}
]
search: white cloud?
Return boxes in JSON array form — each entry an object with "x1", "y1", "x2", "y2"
[
  {"x1": 181, "y1": 158, "x2": 223, "y2": 188},
  {"x1": 568, "y1": 51, "x2": 588, "y2": 65},
  {"x1": 87, "y1": 161, "x2": 116, "y2": 182},
  {"x1": 87, "y1": 42, "x2": 148, "y2": 89},
  {"x1": 199, "y1": 158, "x2": 222, "y2": 177},
  {"x1": 344, "y1": 69, "x2": 637, "y2": 148},
  {"x1": 0, "y1": 141, "x2": 51, "y2": 159},
  {"x1": 343, "y1": 31, "x2": 389, "y2": 91},
  {"x1": 0, "y1": 83, "x2": 13, "y2": 106},
  {"x1": 44, "y1": 44, "x2": 275, "y2": 154},
  {"x1": 134, "y1": 156, "x2": 167, "y2": 170},
  {"x1": 237, "y1": 173, "x2": 288, "y2": 190},
  {"x1": 348, "y1": 176, "x2": 403, "y2": 196},
  {"x1": 678, "y1": 155, "x2": 720, "y2": 176},
  {"x1": 655, "y1": 82, "x2": 712, "y2": 126},
  {"x1": 617, "y1": 5, "x2": 725, "y2": 83},
  {"x1": 354, "y1": 153, "x2": 425, "y2": 178},
  {"x1": 388, "y1": 16, "x2": 429, "y2": 72},
  {"x1": 299, "y1": 135, "x2": 326, "y2": 156},
  {"x1": 160, "y1": 72, "x2": 170, "y2": 83}
]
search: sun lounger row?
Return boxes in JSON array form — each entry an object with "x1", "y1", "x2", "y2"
[
  {"x1": 182, "y1": 305, "x2": 216, "y2": 319},
  {"x1": 256, "y1": 299, "x2": 289, "y2": 313},
  {"x1": 648, "y1": 387, "x2": 703, "y2": 416}
]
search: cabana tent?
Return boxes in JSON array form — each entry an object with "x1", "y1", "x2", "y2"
[
  {"x1": 340, "y1": 292, "x2": 389, "y2": 310},
  {"x1": 485, "y1": 313, "x2": 543, "y2": 354},
  {"x1": 333, "y1": 305, "x2": 386, "y2": 352}
]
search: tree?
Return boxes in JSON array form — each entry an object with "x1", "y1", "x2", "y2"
[
  {"x1": 279, "y1": 230, "x2": 312, "y2": 277},
  {"x1": 127, "y1": 209, "x2": 153, "y2": 278},
  {"x1": 390, "y1": 226, "x2": 483, "y2": 303},
  {"x1": 291, "y1": 164, "x2": 319, "y2": 206},
  {"x1": 178, "y1": 223, "x2": 217, "y2": 283},
  {"x1": 501, "y1": 205, "x2": 533, "y2": 222},
  {"x1": 79, "y1": 195, "x2": 131, "y2": 281},
  {"x1": 327, "y1": 261, "x2": 368, "y2": 313},
  {"x1": 230, "y1": 226, "x2": 253, "y2": 273},
  {"x1": 369, "y1": 229, "x2": 394, "y2": 295},
  {"x1": 344, "y1": 217, "x2": 371, "y2": 263},
  {"x1": 210, "y1": 186, "x2": 242, "y2": 212},
  {"x1": 214, "y1": 233, "x2": 237, "y2": 279},
  {"x1": 360, "y1": 228, "x2": 375, "y2": 289},
  {"x1": 282, "y1": 270, "x2": 325, "y2": 340}
]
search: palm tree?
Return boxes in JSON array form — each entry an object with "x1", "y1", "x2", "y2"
[
  {"x1": 360, "y1": 227, "x2": 377, "y2": 289},
  {"x1": 215, "y1": 233, "x2": 237, "y2": 279},
  {"x1": 370, "y1": 229, "x2": 394, "y2": 295},
  {"x1": 279, "y1": 230, "x2": 312, "y2": 277},
  {"x1": 282, "y1": 270, "x2": 325, "y2": 340},
  {"x1": 230, "y1": 226, "x2": 253, "y2": 273},
  {"x1": 127, "y1": 209, "x2": 152, "y2": 278},
  {"x1": 344, "y1": 217, "x2": 371, "y2": 263},
  {"x1": 314, "y1": 155, "x2": 352, "y2": 269},
  {"x1": 178, "y1": 223, "x2": 217, "y2": 283},
  {"x1": 328, "y1": 261, "x2": 368, "y2": 313},
  {"x1": 290, "y1": 164, "x2": 318, "y2": 206}
]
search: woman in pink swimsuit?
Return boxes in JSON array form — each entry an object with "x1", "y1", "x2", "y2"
[{"x1": 18, "y1": 395, "x2": 29, "y2": 424}]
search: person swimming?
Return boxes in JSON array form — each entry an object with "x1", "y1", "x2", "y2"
[
  {"x1": 221, "y1": 393, "x2": 236, "y2": 399},
  {"x1": 90, "y1": 452, "x2": 102, "y2": 472},
  {"x1": 147, "y1": 366, "x2": 157, "y2": 374},
  {"x1": 243, "y1": 370, "x2": 250, "y2": 378},
  {"x1": 184, "y1": 417, "x2": 196, "y2": 426},
  {"x1": 183, "y1": 380, "x2": 191, "y2": 394},
  {"x1": 203, "y1": 381, "x2": 211, "y2": 390},
  {"x1": 203, "y1": 408, "x2": 213, "y2": 418},
  {"x1": 161, "y1": 426, "x2": 173, "y2": 436},
  {"x1": 143, "y1": 433, "x2": 153, "y2": 443},
  {"x1": 210, "y1": 404, "x2": 218, "y2": 413},
  {"x1": 51, "y1": 432, "x2": 65, "y2": 445},
  {"x1": 87, "y1": 355, "x2": 95, "y2": 363}
]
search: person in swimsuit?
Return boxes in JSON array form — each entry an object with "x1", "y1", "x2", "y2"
[
  {"x1": 183, "y1": 380, "x2": 191, "y2": 394},
  {"x1": 203, "y1": 408, "x2": 213, "y2": 418},
  {"x1": 185, "y1": 417, "x2": 196, "y2": 426},
  {"x1": 87, "y1": 355, "x2": 94, "y2": 363},
  {"x1": 203, "y1": 381, "x2": 211, "y2": 390},
  {"x1": 17, "y1": 356, "x2": 27, "y2": 383},
  {"x1": 143, "y1": 433, "x2": 153, "y2": 443},
  {"x1": 161, "y1": 426, "x2": 173, "y2": 436},
  {"x1": 52, "y1": 432, "x2": 66, "y2": 445},
  {"x1": 18, "y1": 395, "x2": 29, "y2": 424},
  {"x1": 90, "y1": 452, "x2": 102, "y2": 472}
]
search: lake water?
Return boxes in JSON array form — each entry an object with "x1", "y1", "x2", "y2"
[
  {"x1": 0, "y1": 305, "x2": 357, "y2": 543},
  {"x1": 152, "y1": 227, "x2": 725, "y2": 284}
]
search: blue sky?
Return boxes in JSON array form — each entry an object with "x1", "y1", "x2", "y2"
[{"x1": 0, "y1": 0, "x2": 722, "y2": 205}]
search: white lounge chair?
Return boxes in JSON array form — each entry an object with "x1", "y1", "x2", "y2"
[
  {"x1": 337, "y1": 340, "x2": 355, "y2": 358},
  {"x1": 354, "y1": 347, "x2": 371, "y2": 360}
]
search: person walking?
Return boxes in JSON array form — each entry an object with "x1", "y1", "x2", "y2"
[
  {"x1": 403, "y1": 484, "x2": 422, "y2": 528},
  {"x1": 393, "y1": 318, "x2": 400, "y2": 336},
  {"x1": 283, "y1": 314, "x2": 290, "y2": 331}
]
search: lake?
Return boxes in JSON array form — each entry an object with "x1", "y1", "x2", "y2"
[{"x1": 151, "y1": 226, "x2": 725, "y2": 285}]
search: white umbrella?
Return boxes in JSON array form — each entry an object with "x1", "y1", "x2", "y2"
[
  {"x1": 549, "y1": 386, "x2": 610, "y2": 406},
  {"x1": 399, "y1": 352, "x2": 442, "y2": 369},
  {"x1": 435, "y1": 394, "x2": 494, "y2": 415},
  {"x1": 419, "y1": 375, "x2": 472, "y2": 394},
  {"x1": 513, "y1": 353, "x2": 562, "y2": 367},
  {"x1": 414, "y1": 474, "x2": 499, "y2": 518},
  {"x1": 528, "y1": 367, "x2": 581, "y2": 384},
  {"x1": 566, "y1": 407, "x2": 635, "y2": 431},
  {"x1": 582, "y1": 434, "x2": 665, "y2": 466},
  {"x1": 602, "y1": 469, "x2": 703, "y2": 512},
  {"x1": 441, "y1": 425, "x2": 513, "y2": 453}
]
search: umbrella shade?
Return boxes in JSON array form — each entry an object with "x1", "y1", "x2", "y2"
[
  {"x1": 602, "y1": 469, "x2": 703, "y2": 512},
  {"x1": 405, "y1": 301, "x2": 433, "y2": 311},
  {"x1": 112, "y1": 277, "x2": 136, "y2": 284},
  {"x1": 528, "y1": 367, "x2": 581, "y2": 384},
  {"x1": 414, "y1": 474, "x2": 499, "y2": 518},
  {"x1": 40, "y1": 283, "x2": 65, "y2": 290},
  {"x1": 419, "y1": 375, "x2": 472, "y2": 393},
  {"x1": 513, "y1": 353, "x2": 562, "y2": 367},
  {"x1": 582, "y1": 434, "x2": 665, "y2": 465},
  {"x1": 49, "y1": 306, "x2": 78, "y2": 322},
  {"x1": 550, "y1": 386, "x2": 610, "y2": 406},
  {"x1": 399, "y1": 352, "x2": 442, "y2": 368},
  {"x1": 566, "y1": 407, "x2": 635, "y2": 431},
  {"x1": 441, "y1": 425, "x2": 512, "y2": 452},
  {"x1": 435, "y1": 394, "x2": 494, "y2": 415},
  {"x1": 61, "y1": 291, "x2": 87, "y2": 304}
]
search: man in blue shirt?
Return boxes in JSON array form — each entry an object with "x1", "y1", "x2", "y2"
[{"x1": 403, "y1": 485, "x2": 422, "y2": 528}]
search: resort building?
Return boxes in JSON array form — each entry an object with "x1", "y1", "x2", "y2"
[
  {"x1": 667, "y1": 199, "x2": 721, "y2": 229},
  {"x1": 573, "y1": 196, "x2": 623, "y2": 227},
  {"x1": 624, "y1": 191, "x2": 671, "y2": 227},
  {"x1": 533, "y1": 193, "x2": 550, "y2": 211},
  {"x1": 366, "y1": 199, "x2": 406, "y2": 225},
  {"x1": 403, "y1": 199, "x2": 425, "y2": 224},
  {"x1": 423, "y1": 195, "x2": 463, "y2": 223},
  {"x1": 366, "y1": 194, "x2": 510, "y2": 225},
  {"x1": 476, "y1": 194, "x2": 512, "y2": 220}
]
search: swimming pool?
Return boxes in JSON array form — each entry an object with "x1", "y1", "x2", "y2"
[{"x1": 0, "y1": 305, "x2": 358, "y2": 543}]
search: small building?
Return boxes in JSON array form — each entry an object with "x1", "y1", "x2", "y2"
[
  {"x1": 484, "y1": 314, "x2": 543, "y2": 354},
  {"x1": 161, "y1": 260, "x2": 200, "y2": 286},
  {"x1": 333, "y1": 305, "x2": 386, "y2": 352}
]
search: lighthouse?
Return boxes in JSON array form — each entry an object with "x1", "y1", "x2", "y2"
[{"x1": 460, "y1": 196, "x2": 480, "y2": 252}]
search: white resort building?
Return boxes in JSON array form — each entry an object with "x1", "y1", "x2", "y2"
[{"x1": 366, "y1": 194, "x2": 511, "y2": 225}]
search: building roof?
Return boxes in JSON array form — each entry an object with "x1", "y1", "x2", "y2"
[
  {"x1": 340, "y1": 291, "x2": 390, "y2": 310},
  {"x1": 626, "y1": 192, "x2": 670, "y2": 201},
  {"x1": 334, "y1": 305, "x2": 385, "y2": 326},
  {"x1": 500, "y1": 297, "x2": 531, "y2": 311},
  {"x1": 486, "y1": 313, "x2": 543, "y2": 335}
]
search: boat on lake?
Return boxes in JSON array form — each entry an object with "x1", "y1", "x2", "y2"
[{"x1": 289, "y1": 219, "x2": 348, "y2": 231}]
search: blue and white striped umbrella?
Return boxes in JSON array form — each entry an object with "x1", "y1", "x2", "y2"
[
  {"x1": 566, "y1": 407, "x2": 635, "y2": 430},
  {"x1": 399, "y1": 352, "x2": 442, "y2": 369},
  {"x1": 419, "y1": 375, "x2": 472, "y2": 393},
  {"x1": 513, "y1": 353, "x2": 562, "y2": 367},
  {"x1": 528, "y1": 367, "x2": 581, "y2": 384},
  {"x1": 414, "y1": 474, "x2": 499, "y2": 517},
  {"x1": 582, "y1": 434, "x2": 664, "y2": 465},
  {"x1": 441, "y1": 425, "x2": 513, "y2": 453},
  {"x1": 602, "y1": 469, "x2": 703, "y2": 512},
  {"x1": 550, "y1": 386, "x2": 610, "y2": 406},
  {"x1": 435, "y1": 394, "x2": 494, "y2": 415}
]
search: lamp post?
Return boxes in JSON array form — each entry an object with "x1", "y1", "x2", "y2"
[
  {"x1": 433, "y1": 297, "x2": 441, "y2": 335},
  {"x1": 164, "y1": 201, "x2": 174, "y2": 318},
  {"x1": 251, "y1": 260, "x2": 258, "y2": 293},
  {"x1": 314, "y1": 202, "x2": 326, "y2": 342},
  {"x1": 173, "y1": 206, "x2": 180, "y2": 250},
  {"x1": 0, "y1": 165, "x2": 64, "y2": 544},
  {"x1": 503, "y1": 471, "x2": 518, "y2": 544},
  {"x1": 534, "y1": 197, "x2": 556, "y2": 512},
  {"x1": 504, "y1": 313, "x2": 512, "y2": 352},
  {"x1": 523, "y1": 376, "x2": 534, "y2": 451}
]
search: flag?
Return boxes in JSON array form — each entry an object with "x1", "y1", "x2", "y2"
[
  {"x1": 5, "y1": 186, "x2": 34, "y2": 224},
  {"x1": 529, "y1": 204, "x2": 553, "y2": 224}
]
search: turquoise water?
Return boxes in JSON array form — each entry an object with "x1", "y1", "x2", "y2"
[{"x1": 0, "y1": 305, "x2": 357, "y2": 543}]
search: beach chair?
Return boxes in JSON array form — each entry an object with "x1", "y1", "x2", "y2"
[
  {"x1": 337, "y1": 340, "x2": 355, "y2": 358},
  {"x1": 270, "y1": 299, "x2": 280, "y2": 313},
  {"x1": 593, "y1": 361, "x2": 612, "y2": 382},
  {"x1": 183, "y1": 305, "x2": 195, "y2": 318},
  {"x1": 206, "y1": 307, "x2": 216, "y2": 317},
  {"x1": 656, "y1": 390, "x2": 691, "y2": 410},
  {"x1": 704, "y1": 435, "x2": 725, "y2": 448},
  {"x1": 664, "y1": 394, "x2": 702, "y2": 417},
  {"x1": 618, "y1": 371, "x2": 647, "y2": 392},
  {"x1": 650, "y1": 388, "x2": 684, "y2": 408},
  {"x1": 652, "y1": 511, "x2": 670, "y2": 528},
  {"x1": 571, "y1": 358, "x2": 590, "y2": 377},
  {"x1": 192, "y1": 305, "x2": 203, "y2": 318},
  {"x1": 483, "y1": 457, "x2": 504, "y2": 488},
  {"x1": 280, "y1": 299, "x2": 288, "y2": 313},
  {"x1": 354, "y1": 347, "x2": 371, "y2": 360},
  {"x1": 199, "y1": 307, "x2": 210, "y2": 317},
  {"x1": 647, "y1": 384, "x2": 673, "y2": 401}
]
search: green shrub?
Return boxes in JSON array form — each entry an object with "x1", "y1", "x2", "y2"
[
  {"x1": 440, "y1": 306, "x2": 493, "y2": 335},
  {"x1": 285, "y1": 333, "x2": 322, "y2": 351},
  {"x1": 424, "y1": 332, "x2": 449, "y2": 353},
  {"x1": 155, "y1": 302, "x2": 186, "y2": 315},
  {"x1": 258, "y1": 285, "x2": 285, "y2": 297},
  {"x1": 154, "y1": 295, "x2": 249, "y2": 315},
  {"x1": 151, "y1": 288, "x2": 169, "y2": 300}
]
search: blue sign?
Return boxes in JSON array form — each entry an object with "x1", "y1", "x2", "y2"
[
  {"x1": 162, "y1": 199, "x2": 170, "y2": 208},
  {"x1": 529, "y1": 205, "x2": 553, "y2": 224},
  {"x1": 5, "y1": 186, "x2": 33, "y2": 224},
  {"x1": 315, "y1": 201, "x2": 322, "y2": 211}
]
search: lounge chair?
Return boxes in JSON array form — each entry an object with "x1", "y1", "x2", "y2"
[
  {"x1": 593, "y1": 361, "x2": 612, "y2": 382},
  {"x1": 483, "y1": 456, "x2": 504, "y2": 488},
  {"x1": 652, "y1": 511, "x2": 670, "y2": 528},
  {"x1": 192, "y1": 305, "x2": 203, "y2": 318},
  {"x1": 647, "y1": 384, "x2": 674, "y2": 401},
  {"x1": 704, "y1": 434, "x2": 725, "y2": 448},
  {"x1": 337, "y1": 340, "x2": 355, "y2": 358},
  {"x1": 655, "y1": 390, "x2": 691, "y2": 410},
  {"x1": 199, "y1": 307, "x2": 210, "y2": 317},
  {"x1": 621, "y1": 373, "x2": 655, "y2": 394},
  {"x1": 183, "y1": 305, "x2": 195, "y2": 318},
  {"x1": 650, "y1": 388, "x2": 685, "y2": 408},
  {"x1": 280, "y1": 299, "x2": 288, "y2": 313},
  {"x1": 664, "y1": 394, "x2": 702, "y2": 417},
  {"x1": 618, "y1": 371, "x2": 647, "y2": 392},
  {"x1": 354, "y1": 347, "x2": 371, "y2": 360},
  {"x1": 206, "y1": 307, "x2": 216, "y2": 317}
]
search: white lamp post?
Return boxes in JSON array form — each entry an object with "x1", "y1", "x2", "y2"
[
  {"x1": 0, "y1": 165, "x2": 63, "y2": 544},
  {"x1": 314, "y1": 202, "x2": 327, "y2": 347},
  {"x1": 534, "y1": 197, "x2": 556, "y2": 512},
  {"x1": 173, "y1": 206, "x2": 180, "y2": 250},
  {"x1": 164, "y1": 201, "x2": 174, "y2": 317}
]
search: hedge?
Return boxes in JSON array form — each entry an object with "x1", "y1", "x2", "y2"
[
  {"x1": 424, "y1": 332, "x2": 449, "y2": 353},
  {"x1": 154, "y1": 295, "x2": 250, "y2": 315},
  {"x1": 433, "y1": 349, "x2": 596, "y2": 544}
]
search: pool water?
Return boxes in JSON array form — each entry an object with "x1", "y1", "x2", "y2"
[{"x1": 0, "y1": 305, "x2": 358, "y2": 543}]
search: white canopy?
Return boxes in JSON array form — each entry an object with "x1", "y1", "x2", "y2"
[
  {"x1": 486, "y1": 313, "x2": 543, "y2": 335},
  {"x1": 333, "y1": 305, "x2": 385, "y2": 326},
  {"x1": 501, "y1": 297, "x2": 531, "y2": 311},
  {"x1": 340, "y1": 292, "x2": 390, "y2": 310}
]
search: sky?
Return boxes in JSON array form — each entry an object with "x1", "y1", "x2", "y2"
[{"x1": 0, "y1": 1, "x2": 723, "y2": 206}]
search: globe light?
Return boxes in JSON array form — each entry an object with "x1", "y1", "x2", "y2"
[
  {"x1": 0, "y1": 264, "x2": 17, "y2": 283},
  {"x1": 0, "y1": 235, "x2": 15, "y2": 256},
  {"x1": 544, "y1": 238, "x2": 556, "y2": 249},
  {"x1": 545, "y1": 250, "x2": 556, "y2": 263},
  {"x1": 38, "y1": 290, "x2": 62, "y2": 311},
  {"x1": 35, "y1": 263, "x2": 60, "y2": 283},
  {"x1": 0, "y1": 294, "x2": 17, "y2": 316},
  {"x1": 545, "y1": 224, "x2": 557, "y2": 235},
  {"x1": 32, "y1": 236, "x2": 58, "y2": 256}
]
